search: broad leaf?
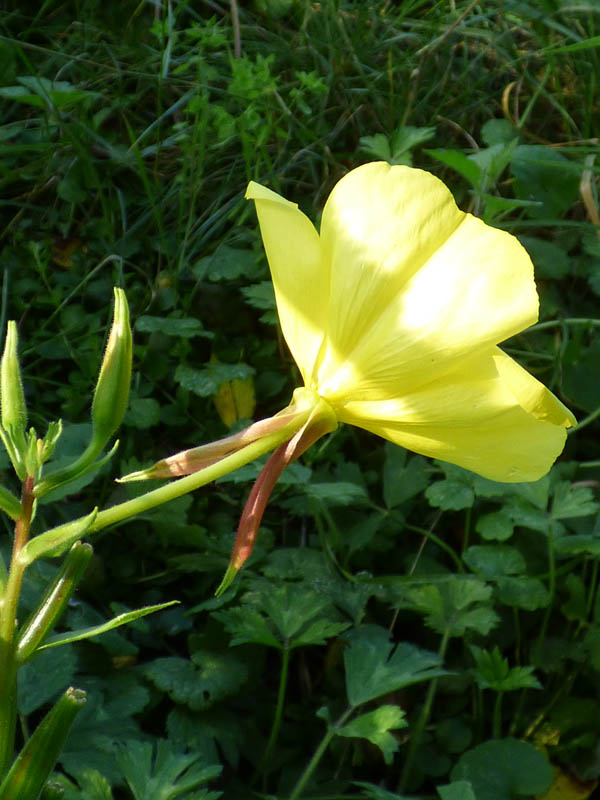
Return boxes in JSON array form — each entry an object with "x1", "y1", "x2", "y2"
[{"x1": 337, "y1": 705, "x2": 407, "y2": 765}]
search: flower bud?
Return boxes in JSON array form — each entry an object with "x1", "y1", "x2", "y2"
[
  {"x1": 1, "y1": 321, "x2": 27, "y2": 437},
  {"x1": 0, "y1": 687, "x2": 86, "y2": 800},
  {"x1": 91, "y1": 287, "x2": 132, "y2": 449}
]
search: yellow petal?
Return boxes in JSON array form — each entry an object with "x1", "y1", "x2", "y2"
[
  {"x1": 337, "y1": 348, "x2": 573, "y2": 482},
  {"x1": 246, "y1": 181, "x2": 327, "y2": 385},
  {"x1": 315, "y1": 163, "x2": 538, "y2": 401}
]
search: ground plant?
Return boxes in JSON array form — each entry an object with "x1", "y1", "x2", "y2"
[{"x1": 1, "y1": 1, "x2": 600, "y2": 799}]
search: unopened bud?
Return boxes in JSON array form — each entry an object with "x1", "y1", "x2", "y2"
[
  {"x1": 91, "y1": 287, "x2": 132, "y2": 449},
  {"x1": 0, "y1": 687, "x2": 86, "y2": 800},
  {"x1": 1, "y1": 321, "x2": 27, "y2": 436}
]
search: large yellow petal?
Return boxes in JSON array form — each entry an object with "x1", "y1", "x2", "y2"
[
  {"x1": 315, "y1": 163, "x2": 538, "y2": 402},
  {"x1": 246, "y1": 181, "x2": 327, "y2": 385},
  {"x1": 335, "y1": 348, "x2": 574, "y2": 482}
]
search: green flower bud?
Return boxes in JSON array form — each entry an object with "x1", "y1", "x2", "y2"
[
  {"x1": 1, "y1": 321, "x2": 27, "y2": 436},
  {"x1": 91, "y1": 287, "x2": 132, "y2": 449},
  {"x1": 0, "y1": 687, "x2": 86, "y2": 800},
  {"x1": 17, "y1": 542, "x2": 93, "y2": 663}
]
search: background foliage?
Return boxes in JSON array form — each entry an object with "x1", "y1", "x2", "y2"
[{"x1": 1, "y1": 0, "x2": 600, "y2": 798}]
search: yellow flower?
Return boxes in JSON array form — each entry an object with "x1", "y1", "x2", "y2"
[
  {"x1": 246, "y1": 161, "x2": 574, "y2": 483},
  {"x1": 123, "y1": 162, "x2": 575, "y2": 591}
]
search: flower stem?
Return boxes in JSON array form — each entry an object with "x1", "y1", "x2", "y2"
[
  {"x1": 87, "y1": 417, "x2": 307, "y2": 535},
  {"x1": 0, "y1": 476, "x2": 35, "y2": 779},
  {"x1": 399, "y1": 628, "x2": 450, "y2": 792},
  {"x1": 257, "y1": 642, "x2": 291, "y2": 790},
  {"x1": 288, "y1": 706, "x2": 353, "y2": 800}
]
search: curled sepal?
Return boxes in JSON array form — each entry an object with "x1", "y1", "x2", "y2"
[
  {"x1": 19, "y1": 509, "x2": 98, "y2": 566},
  {"x1": 215, "y1": 397, "x2": 337, "y2": 596},
  {"x1": 0, "y1": 687, "x2": 86, "y2": 800},
  {"x1": 0, "y1": 483, "x2": 22, "y2": 521},
  {"x1": 17, "y1": 542, "x2": 93, "y2": 663}
]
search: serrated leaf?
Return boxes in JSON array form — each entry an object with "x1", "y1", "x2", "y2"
[
  {"x1": 401, "y1": 577, "x2": 498, "y2": 637},
  {"x1": 337, "y1": 705, "x2": 407, "y2": 765},
  {"x1": 124, "y1": 395, "x2": 161, "y2": 429},
  {"x1": 116, "y1": 739, "x2": 221, "y2": 800},
  {"x1": 194, "y1": 245, "x2": 257, "y2": 281},
  {"x1": 305, "y1": 481, "x2": 368, "y2": 506},
  {"x1": 470, "y1": 645, "x2": 541, "y2": 691},
  {"x1": 450, "y1": 738, "x2": 553, "y2": 800},
  {"x1": 38, "y1": 601, "x2": 179, "y2": 650},
  {"x1": 343, "y1": 625, "x2": 445, "y2": 707}
]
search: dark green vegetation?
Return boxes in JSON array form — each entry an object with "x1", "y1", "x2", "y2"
[{"x1": 1, "y1": 1, "x2": 600, "y2": 798}]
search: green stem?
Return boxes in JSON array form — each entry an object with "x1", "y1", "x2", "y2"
[
  {"x1": 258, "y1": 643, "x2": 291, "y2": 789},
  {"x1": 0, "y1": 476, "x2": 35, "y2": 779},
  {"x1": 86, "y1": 417, "x2": 307, "y2": 535},
  {"x1": 529, "y1": 317, "x2": 600, "y2": 332},
  {"x1": 492, "y1": 691, "x2": 503, "y2": 739},
  {"x1": 288, "y1": 707, "x2": 353, "y2": 800},
  {"x1": 399, "y1": 629, "x2": 450, "y2": 792},
  {"x1": 538, "y1": 523, "x2": 556, "y2": 648}
]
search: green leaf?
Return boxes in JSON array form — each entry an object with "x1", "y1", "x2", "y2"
[
  {"x1": 343, "y1": 625, "x2": 445, "y2": 707},
  {"x1": 352, "y1": 781, "x2": 412, "y2": 800},
  {"x1": 437, "y1": 781, "x2": 478, "y2": 800},
  {"x1": 425, "y1": 149, "x2": 483, "y2": 188},
  {"x1": 518, "y1": 236, "x2": 570, "y2": 279},
  {"x1": 337, "y1": 705, "x2": 407, "y2": 765},
  {"x1": 383, "y1": 446, "x2": 429, "y2": 509},
  {"x1": 20, "y1": 509, "x2": 98, "y2": 565},
  {"x1": 18, "y1": 646, "x2": 77, "y2": 716},
  {"x1": 463, "y1": 545, "x2": 525, "y2": 578},
  {"x1": 305, "y1": 481, "x2": 368, "y2": 506},
  {"x1": 400, "y1": 577, "x2": 498, "y2": 637},
  {"x1": 470, "y1": 646, "x2": 541, "y2": 691},
  {"x1": 116, "y1": 739, "x2": 221, "y2": 800},
  {"x1": 481, "y1": 119, "x2": 519, "y2": 146},
  {"x1": 240, "y1": 282, "x2": 277, "y2": 323},
  {"x1": 194, "y1": 245, "x2": 258, "y2": 282},
  {"x1": 144, "y1": 648, "x2": 247, "y2": 711},
  {"x1": 426, "y1": 479, "x2": 474, "y2": 511},
  {"x1": 135, "y1": 316, "x2": 212, "y2": 339},
  {"x1": 450, "y1": 738, "x2": 553, "y2": 800},
  {"x1": 54, "y1": 769, "x2": 114, "y2": 800},
  {"x1": 123, "y1": 395, "x2": 161, "y2": 429},
  {"x1": 511, "y1": 145, "x2": 580, "y2": 219},
  {"x1": 495, "y1": 577, "x2": 550, "y2": 611},
  {"x1": 551, "y1": 481, "x2": 599, "y2": 520},
  {"x1": 216, "y1": 583, "x2": 350, "y2": 648},
  {"x1": 174, "y1": 363, "x2": 255, "y2": 397},
  {"x1": 475, "y1": 511, "x2": 514, "y2": 542},
  {"x1": 38, "y1": 601, "x2": 179, "y2": 650}
]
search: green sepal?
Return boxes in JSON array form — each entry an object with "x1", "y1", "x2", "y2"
[
  {"x1": 17, "y1": 542, "x2": 94, "y2": 663},
  {"x1": 19, "y1": 509, "x2": 98, "y2": 566},
  {"x1": 214, "y1": 563, "x2": 240, "y2": 597},
  {"x1": 37, "y1": 600, "x2": 179, "y2": 650},
  {"x1": 0, "y1": 687, "x2": 86, "y2": 800},
  {"x1": 0, "y1": 483, "x2": 22, "y2": 521},
  {"x1": 34, "y1": 440, "x2": 119, "y2": 500}
]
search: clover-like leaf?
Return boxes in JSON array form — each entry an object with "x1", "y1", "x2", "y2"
[{"x1": 337, "y1": 705, "x2": 407, "y2": 765}]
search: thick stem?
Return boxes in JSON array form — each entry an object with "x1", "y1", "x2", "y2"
[{"x1": 0, "y1": 476, "x2": 35, "y2": 779}]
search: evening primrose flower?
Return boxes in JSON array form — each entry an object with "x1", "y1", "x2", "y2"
[{"x1": 123, "y1": 162, "x2": 574, "y2": 589}]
